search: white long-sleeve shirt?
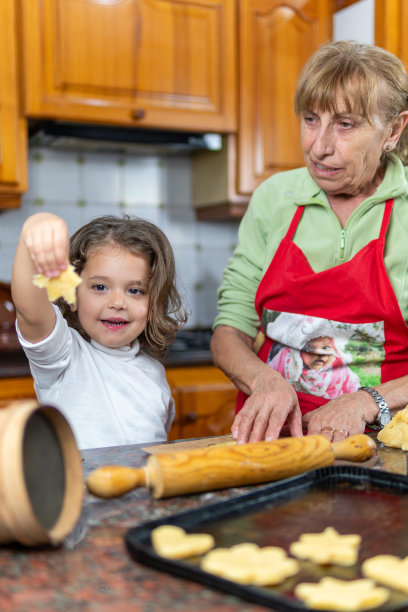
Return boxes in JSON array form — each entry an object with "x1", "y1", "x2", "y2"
[{"x1": 16, "y1": 305, "x2": 174, "y2": 449}]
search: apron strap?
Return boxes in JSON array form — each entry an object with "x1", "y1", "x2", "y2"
[
  {"x1": 379, "y1": 198, "x2": 394, "y2": 240},
  {"x1": 285, "y1": 206, "x2": 304, "y2": 241}
]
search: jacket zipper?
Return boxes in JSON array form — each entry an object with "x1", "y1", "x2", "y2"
[
  {"x1": 315, "y1": 195, "x2": 382, "y2": 262},
  {"x1": 340, "y1": 229, "x2": 346, "y2": 260}
]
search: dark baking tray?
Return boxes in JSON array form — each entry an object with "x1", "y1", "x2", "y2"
[{"x1": 125, "y1": 466, "x2": 408, "y2": 611}]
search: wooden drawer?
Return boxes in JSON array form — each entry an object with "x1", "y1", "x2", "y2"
[{"x1": 166, "y1": 365, "x2": 237, "y2": 440}]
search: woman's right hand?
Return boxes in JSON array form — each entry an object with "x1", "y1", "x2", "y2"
[
  {"x1": 231, "y1": 366, "x2": 303, "y2": 444},
  {"x1": 210, "y1": 326, "x2": 303, "y2": 444},
  {"x1": 21, "y1": 212, "x2": 69, "y2": 277}
]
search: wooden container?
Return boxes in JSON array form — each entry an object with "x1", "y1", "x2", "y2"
[{"x1": 0, "y1": 400, "x2": 83, "y2": 546}]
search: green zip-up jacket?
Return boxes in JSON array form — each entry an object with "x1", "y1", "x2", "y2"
[{"x1": 214, "y1": 154, "x2": 408, "y2": 339}]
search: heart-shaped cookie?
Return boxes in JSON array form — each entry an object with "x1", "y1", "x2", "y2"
[{"x1": 151, "y1": 525, "x2": 214, "y2": 559}]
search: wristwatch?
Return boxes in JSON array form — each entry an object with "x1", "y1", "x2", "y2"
[{"x1": 359, "y1": 386, "x2": 391, "y2": 429}]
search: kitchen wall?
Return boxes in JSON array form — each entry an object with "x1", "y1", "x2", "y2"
[
  {"x1": 333, "y1": 0, "x2": 373, "y2": 43},
  {"x1": 0, "y1": 148, "x2": 239, "y2": 329},
  {"x1": 0, "y1": 0, "x2": 373, "y2": 330}
]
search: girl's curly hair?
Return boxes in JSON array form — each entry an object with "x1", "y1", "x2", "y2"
[{"x1": 56, "y1": 215, "x2": 188, "y2": 358}]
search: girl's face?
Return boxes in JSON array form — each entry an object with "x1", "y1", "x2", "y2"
[
  {"x1": 301, "y1": 336, "x2": 335, "y2": 370},
  {"x1": 72, "y1": 244, "x2": 150, "y2": 349}
]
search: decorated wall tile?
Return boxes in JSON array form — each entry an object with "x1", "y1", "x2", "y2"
[{"x1": 0, "y1": 147, "x2": 237, "y2": 328}]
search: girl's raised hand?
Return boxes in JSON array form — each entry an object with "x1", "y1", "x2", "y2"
[{"x1": 21, "y1": 212, "x2": 69, "y2": 277}]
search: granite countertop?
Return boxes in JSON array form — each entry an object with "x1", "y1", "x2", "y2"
[
  {"x1": 0, "y1": 441, "x2": 274, "y2": 612},
  {"x1": 0, "y1": 437, "x2": 406, "y2": 612}
]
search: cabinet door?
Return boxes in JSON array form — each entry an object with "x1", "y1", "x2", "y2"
[
  {"x1": 237, "y1": 0, "x2": 332, "y2": 194},
  {"x1": 0, "y1": 377, "x2": 36, "y2": 402},
  {"x1": 374, "y1": 0, "x2": 408, "y2": 66},
  {"x1": 0, "y1": 0, "x2": 27, "y2": 207},
  {"x1": 20, "y1": 0, "x2": 236, "y2": 132},
  {"x1": 166, "y1": 366, "x2": 237, "y2": 440}
]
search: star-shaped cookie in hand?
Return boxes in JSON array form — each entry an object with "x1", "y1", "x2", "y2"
[
  {"x1": 289, "y1": 526, "x2": 361, "y2": 566},
  {"x1": 295, "y1": 577, "x2": 389, "y2": 611},
  {"x1": 33, "y1": 264, "x2": 82, "y2": 306}
]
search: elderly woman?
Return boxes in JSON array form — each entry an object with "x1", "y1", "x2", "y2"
[{"x1": 211, "y1": 40, "x2": 408, "y2": 444}]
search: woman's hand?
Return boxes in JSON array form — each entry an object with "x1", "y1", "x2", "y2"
[
  {"x1": 231, "y1": 366, "x2": 303, "y2": 444},
  {"x1": 210, "y1": 326, "x2": 303, "y2": 444},
  {"x1": 21, "y1": 212, "x2": 69, "y2": 277},
  {"x1": 304, "y1": 390, "x2": 379, "y2": 442}
]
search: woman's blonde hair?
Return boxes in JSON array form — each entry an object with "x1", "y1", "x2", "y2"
[
  {"x1": 294, "y1": 40, "x2": 408, "y2": 163},
  {"x1": 57, "y1": 215, "x2": 188, "y2": 358}
]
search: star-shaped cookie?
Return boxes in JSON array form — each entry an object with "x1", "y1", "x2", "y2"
[
  {"x1": 289, "y1": 526, "x2": 361, "y2": 566},
  {"x1": 362, "y1": 554, "x2": 408, "y2": 594},
  {"x1": 33, "y1": 264, "x2": 82, "y2": 306},
  {"x1": 295, "y1": 577, "x2": 389, "y2": 611},
  {"x1": 201, "y1": 543, "x2": 299, "y2": 585}
]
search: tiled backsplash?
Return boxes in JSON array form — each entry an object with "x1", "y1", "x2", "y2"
[{"x1": 0, "y1": 148, "x2": 239, "y2": 328}]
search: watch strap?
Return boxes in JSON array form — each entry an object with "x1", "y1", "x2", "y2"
[{"x1": 359, "y1": 386, "x2": 391, "y2": 430}]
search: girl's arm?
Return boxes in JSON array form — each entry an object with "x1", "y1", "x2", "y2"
[{"x1": 11, "y1": 212, "x2": 69, "y2": 343}]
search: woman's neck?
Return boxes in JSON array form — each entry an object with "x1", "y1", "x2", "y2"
[
  {"x1": 327, "y1": 164, "x2": 386, "y2": 227},
  {"x1": 327, "y1": 195, "x2": 366, "y2": 227}
]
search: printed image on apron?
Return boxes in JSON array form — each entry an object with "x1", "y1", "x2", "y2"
[{"x1": 262, "y1": 310, "x2": 385, "y2": 399}]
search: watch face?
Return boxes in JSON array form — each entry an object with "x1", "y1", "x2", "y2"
[{"x1": 379, "y1": 410, "x2": 391, "y2": 427}]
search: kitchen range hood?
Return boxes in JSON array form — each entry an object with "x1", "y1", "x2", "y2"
[{"x1": 28, "y1": 120, "x2": 222, "y2": 156}]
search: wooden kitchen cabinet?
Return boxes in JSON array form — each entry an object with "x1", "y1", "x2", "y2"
[
  {"x1": 0, "y1": 0, "x2": 27, "y2": 208},
  {"x1": 0, "y1": 377, "x2": 35, "y2": 402},
  {"x1": 0, "y1": 368, "x2": 236, "y2": 441},
  {"x1": 237, "y1": 0, "x2": 333, "y2": 194},
  {"x1": 166, "y1": 365, "x2": 237, "y2": 440},
  {"x1": 19, "y1": 0, "x2": 236, "y2": 133},
  {"x1": 193, "y1": 0, "x2": 333, "y2": 218},
  {"x1": 374, "y1": 0, "x2": 408, "y2": 67}
]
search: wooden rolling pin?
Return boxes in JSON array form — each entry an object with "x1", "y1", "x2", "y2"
[{"x1": 86, "y1": 434, "x2": 376, "y2": 499}]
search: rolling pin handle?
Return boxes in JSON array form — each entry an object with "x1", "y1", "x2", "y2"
[
  {"x1": 86, "y1": 465, "x2": 147, "y2": 498},
  {"x1": 332, "y1": 434, "x2": 376, "y2": 462}
]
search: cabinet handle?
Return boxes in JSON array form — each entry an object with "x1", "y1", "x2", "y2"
[
  {"x1": 185, "y1": 411, "x2": 198, "y2": 423},
  {"x1": 132, "y1": 108, "x2": 146, "y2": 120}
]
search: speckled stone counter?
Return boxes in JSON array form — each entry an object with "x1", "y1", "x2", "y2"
[
  {"x1": 0, "y1": 441, "x2": 278, "y2": 612},
  {"x1": 0, "y1": 439, "x2": 406, "y2": 612}
]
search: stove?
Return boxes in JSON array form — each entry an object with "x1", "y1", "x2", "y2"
[{"x1": 164, "y1": 329, "x2": 213, "y2": 367}]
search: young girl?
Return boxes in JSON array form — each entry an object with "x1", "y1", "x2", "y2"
[
  {"x1": 269, "y1": 336, "x2": 360, "y2": 399},
  {"x1": 12, "y1": 212, "x2": 187, "y2": 449}
]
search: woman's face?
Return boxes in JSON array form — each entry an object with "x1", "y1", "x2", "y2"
[
  {"x1": 300, "y1": 99, "x2": 393, "y2": 200},
  {"x1": 301, "y1": 336, "x2": 335, "y2": 370}
]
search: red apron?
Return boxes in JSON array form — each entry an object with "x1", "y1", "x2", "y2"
[{"x1": 236, "y1": 198, "x2": 408, "y2": 415}]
